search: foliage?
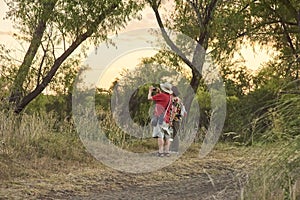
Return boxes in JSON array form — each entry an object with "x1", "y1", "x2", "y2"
[
  {"x1": 221, "y1": 64, "x2": 299, "y2": 144},
  {"x1": 143, "y1": 0, "x2": 299, "y2": 144},
  {"x1": 3, "y1": 0, "x2": 144, "y2": 113},
  {"x1": 95, "y1": 88, "x2": 111, "y2": 112},
  {"x1": 128, "y1": 84, "x2": 152, "y2": 126},
  {"x1": 260, "y1": 80, "x2": 300, "y2": 142},
  {"x1": 221, "y1": 64, "x2": 253, "y2": 97},
  {"x1": 24, "y1": 94, "x2": 72, "y2": 121},
  {"x1": 0, "y1": 45, "x2": 18, "y2": 99}
]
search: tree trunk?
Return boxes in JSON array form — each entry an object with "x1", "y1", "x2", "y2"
[
  {"x1": 14, "y1": 3, "x2": 118, "y2": 113},
  {"x1": 9, "y1": 0, "x2": 57, "y2": 104},
  {"x1": 14, "y1": 28, "x2": 95, "y2": 114}
]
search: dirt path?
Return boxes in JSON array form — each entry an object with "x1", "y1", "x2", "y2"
[
  {"x1": 38, "y1": 168, "x2": 246, "y2": 200},
  {"x1": 35, "y1": 147, "x2": 251, "y2": 200},
  {"x1": 77, "y1": 173, "x2": 244, "y2": 200}
]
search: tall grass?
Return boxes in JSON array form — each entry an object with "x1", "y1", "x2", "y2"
[
  {"x1": 243, "y1": 87, "x2": 300, "y2": 199},
  {"x1": 0, "y1": 110, "x2": 91, "y2": 179},
  {"x1": 251, "y1": 80, "x2": 300, "y2": 142},
  {"x1": 244, "y1": 137, "x2": 300, "y2": 199},
  {"x1": 0, "y1": 110, "x2": 88, "y2": 159},
  {"x1": 0, "y1": 107, "x2": 157, "y2": 180}
]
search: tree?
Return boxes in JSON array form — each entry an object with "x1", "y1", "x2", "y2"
[
  {"x1": 4, "y1": 0, "x2": 143, "y2": 113},
  {"x1": 246, "y1": 0, "x2": 300, "y2": 79},
  {"x1": 147, "y1": 0, "x2": 300, "y2": 94},
  {"x1": 146, "y1": 0, "x2": 256, "y2": 108}
]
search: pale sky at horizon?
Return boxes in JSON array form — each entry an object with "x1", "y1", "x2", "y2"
[{"x1": 0, "y1": 0, "x2": 276, "y2": 89}]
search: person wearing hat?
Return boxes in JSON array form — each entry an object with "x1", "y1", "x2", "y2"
[{"x1": 148, "y1": 82, "x2": 173, "y2": 157}]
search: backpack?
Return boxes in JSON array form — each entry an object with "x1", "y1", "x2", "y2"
[{"x1": 172, "y1": 97, "x2": 187, "y2": 121}]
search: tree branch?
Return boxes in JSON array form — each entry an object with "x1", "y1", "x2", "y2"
[
  {"x1": 15, "y1": 3, "x2": 119, "y2": 113},
  {"x1": 149, "y1": 1, "x2": 196, "y2": 71},
  {"x1": 187, "y1": 0, "x2": 203, "y2": 29}
]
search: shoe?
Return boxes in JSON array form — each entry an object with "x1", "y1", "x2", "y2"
[
  {"x1": 164, "y1": 152, "x2": 170, "y2": 157},
  {"x1": 157, "y1": 152, "x2": 164, "y2": 157}
]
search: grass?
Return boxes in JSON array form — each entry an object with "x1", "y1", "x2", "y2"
[
  {"x1": 0, "y1": 110, "x2": 299, "y2": 199},
  {"x1": 243, "y1": 138, "x2": 300, "y2": 200},
  {"x1": 0, "y1": 110, "x2": 94, "y2": 179}
]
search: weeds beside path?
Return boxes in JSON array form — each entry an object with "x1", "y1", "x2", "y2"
[{"x1": 0, "y1": 143, "x2": 264, "y2": 200}]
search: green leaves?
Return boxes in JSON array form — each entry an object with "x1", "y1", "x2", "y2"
[{"x1": 3, "y1": 0, "x2": 144, "y2": 112}]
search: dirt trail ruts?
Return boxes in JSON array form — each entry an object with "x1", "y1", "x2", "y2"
[
  {"x1": 81, "y1": 174, "x2": 243, "y2": 200},
  {"x1": 9, "y1": 145, "x2": 254, "y2": 200},
  {"x1": 39, "y1": 167, "x2": 247, "y2": 200}
]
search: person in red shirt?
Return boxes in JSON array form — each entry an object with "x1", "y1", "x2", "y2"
[{"x1": 148, "y1": 82, "x2": 173, "y2": 157}]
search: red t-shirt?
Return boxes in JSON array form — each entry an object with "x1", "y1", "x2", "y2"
[{"x1": 152, "y1": 92, "x2": 171, "y2": 123}]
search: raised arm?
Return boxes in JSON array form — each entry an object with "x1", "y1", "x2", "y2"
[{"x1": 148, "y1": 86, "x2": 154, "y2": 100}]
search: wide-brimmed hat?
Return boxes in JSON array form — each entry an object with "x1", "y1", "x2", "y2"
[{"x1": 160, "y1": 82, "x2": 173, "y2": 94}]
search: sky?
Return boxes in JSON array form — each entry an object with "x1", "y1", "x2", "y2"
[
  {"x1": 0, "y1": 0, "x2": 276, "y2": 89},
  {"x1": 0, "y1": 0, "x2": 24, "y2": 61}
]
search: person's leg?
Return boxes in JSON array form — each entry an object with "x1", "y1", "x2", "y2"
[
  {"x1": 162, "y1": 131, "x2": 172, "y2": 156},
  {"x1": 171, "y1": 135, "x2": 179, "y2": 152},
  {"x1": 164, "y1": 138, "x2": 170, "y2": 153},
  {"x1": 158, "y1": 137, "x2": 164, "y2": 154},
  {"x1": 154, "y1": 124, "x2": 165, "y2": 156},
  {"x1": 170, "y1": 121, "x2": 180, "y2": 152}
]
